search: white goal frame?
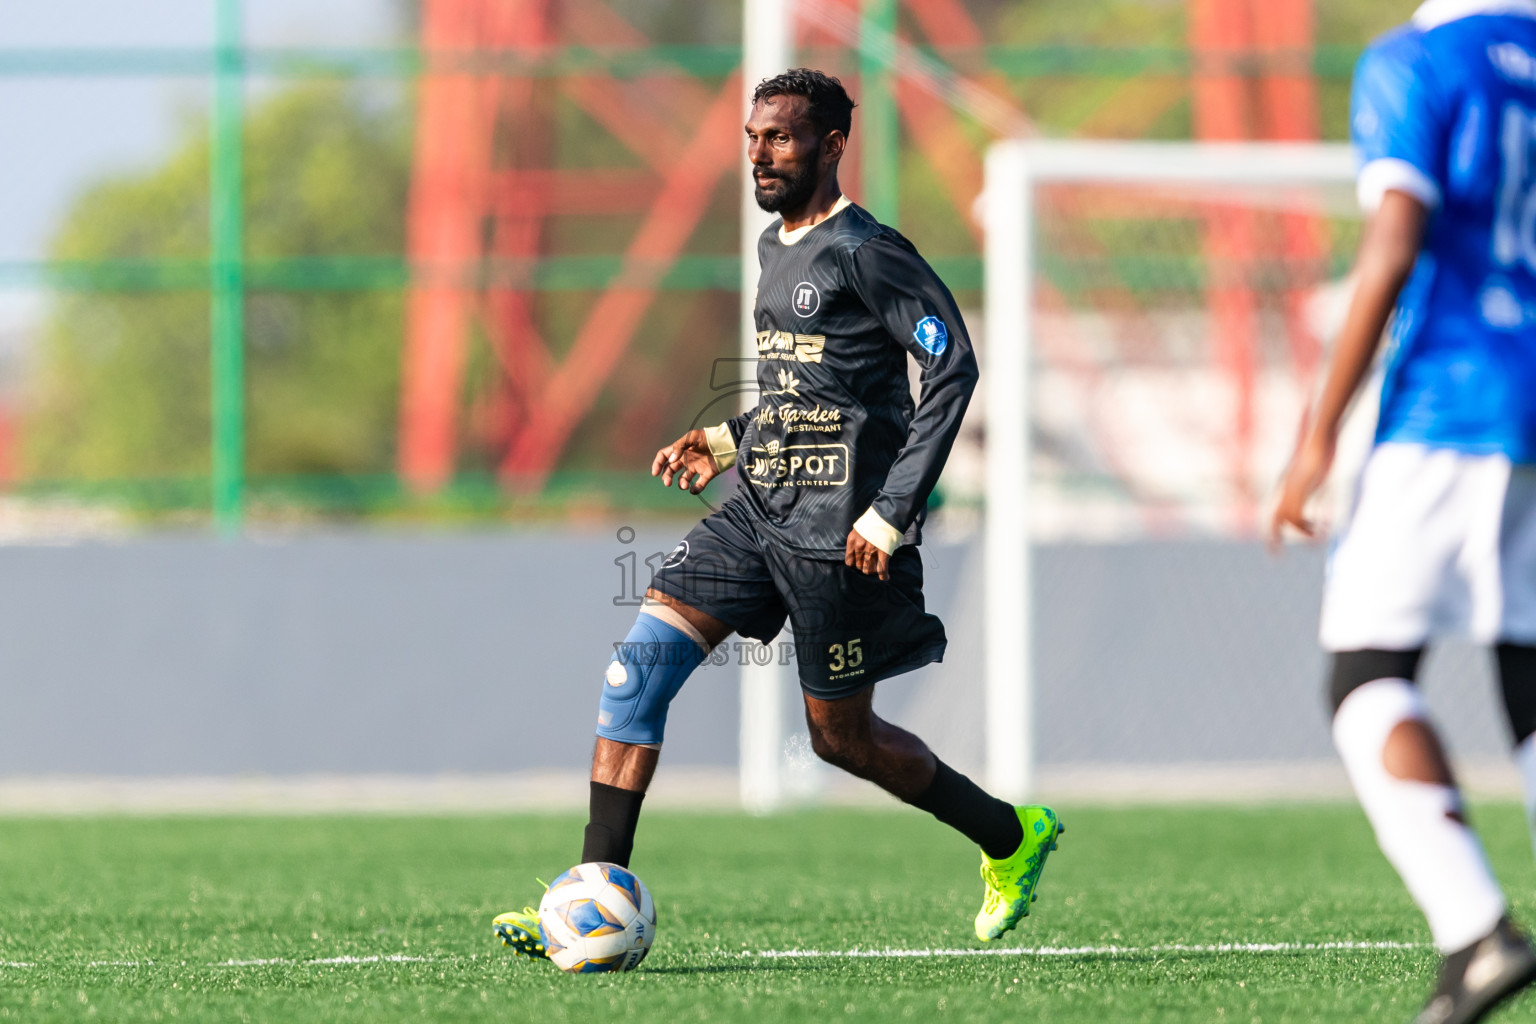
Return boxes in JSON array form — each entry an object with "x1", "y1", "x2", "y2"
[
  {"x1": 981, "y1": 140, "x2": 1357, "y2": 802},
  {"x1": 737, "y1": 0, "x2": 795, "y2": 815}
]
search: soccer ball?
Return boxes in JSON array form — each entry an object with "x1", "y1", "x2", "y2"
[{"x1": 537, "y1": 862, "x2": 656, "y2": 974}]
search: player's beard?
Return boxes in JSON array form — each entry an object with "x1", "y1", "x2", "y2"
[{"x1": 754, "y1": 156, "x2": 819, "y2": 214}]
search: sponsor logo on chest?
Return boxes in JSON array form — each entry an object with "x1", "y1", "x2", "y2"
[
  {"x1": 792, "y1": 281, "x2": 822, "y2": 317},
  {"x1": 746, "y1": 441, "x2": 850, "y2": 488},
  {"x1": 756, "y1": 330, "x2": 826, "y2": 363},
  {"x1": 756, "y1": 403, "x2": 844, "y2": 435}
]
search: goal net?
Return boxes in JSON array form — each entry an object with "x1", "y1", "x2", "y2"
[
  {"x1": 958, "y1": 141, "x2": 1508, "y2": 802},
  {"x1": 945, "y1": 140, "x2": 1529, "y2": 803}
]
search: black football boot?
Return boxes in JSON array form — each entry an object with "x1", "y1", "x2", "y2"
[{"x1": 1412, "y1": 917, "x2": 1536, "y2": 1024}]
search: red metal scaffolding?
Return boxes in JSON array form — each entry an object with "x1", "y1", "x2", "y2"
[
  {"x1": 400, "y1": 0, "x2": 743, "y2": 492},
  {"x1": 1190, "y1": 0, "x2": 1322, "y2": 526},
  {"x1": 400, "y1": 0, "x2": 1322, "y2": 519}
]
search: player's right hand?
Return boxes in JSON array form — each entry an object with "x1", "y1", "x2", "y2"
[
  {"x1": 652, "y1": 430, "x2": 719, "y2": 495},
  {"x1": 1270, "y1": 432, "x2": 1335, "y2": 550}
]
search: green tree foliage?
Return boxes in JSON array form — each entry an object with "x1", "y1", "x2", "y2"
[{"x1": 25, "y1": 84, "x2": 408, "y2": 484}]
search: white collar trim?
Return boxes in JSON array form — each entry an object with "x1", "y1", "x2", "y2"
[
  {"x1": 1414, "y1": 0, "x2": 1536, "y2": 30},
  {"x1": 777, "y1": 194, "x2": 852, "y2": 246}
]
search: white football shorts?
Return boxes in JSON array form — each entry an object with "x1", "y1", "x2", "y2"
[{"x1": 1319, "y1": 442, "x2": 1536, "y2": 652}]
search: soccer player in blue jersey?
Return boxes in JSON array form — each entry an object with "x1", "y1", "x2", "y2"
[{"x1": 1274, "y1": 2, "x2": 1536, "y2": 1021}]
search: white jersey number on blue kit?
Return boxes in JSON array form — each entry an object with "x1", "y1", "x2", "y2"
[{"x1": 1495, "y1": 100, "x2": 1536, "y2": 278}]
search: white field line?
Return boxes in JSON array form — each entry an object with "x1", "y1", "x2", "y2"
[
  {"x1": 218, "y1": 955, "x2": 438, "y2": 967},
  {"x1": 0, "y1": 955, "x2": 447, "y2": 970},
  {"x1": 0, "y1": 940, "x2": 1426, "y2": 970}
]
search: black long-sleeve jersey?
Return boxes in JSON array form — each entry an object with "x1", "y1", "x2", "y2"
[{"x1": 711, "y1": 198, "x2": 979, "y2": 559}]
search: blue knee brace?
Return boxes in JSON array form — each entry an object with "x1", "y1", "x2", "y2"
[{"x1": 596, "y1": 612, "x2": 707, "y2": 745}]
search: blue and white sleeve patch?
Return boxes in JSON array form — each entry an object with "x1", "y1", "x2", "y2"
[{"x1": 913, "y1": 316, "x2": 948, "y2": 356}]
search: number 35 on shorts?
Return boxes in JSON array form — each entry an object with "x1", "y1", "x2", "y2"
[{"x1": 828, "y1": 638, "x2": 863, "y2": 673}]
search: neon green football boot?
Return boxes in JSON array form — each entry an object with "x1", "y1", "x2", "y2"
[
  {"x1": 492, "y1": 906, "x2": 549, "y2": 960},
  {"x1": 975, "y1": 805, "x2": 1064, "y2": 942}
]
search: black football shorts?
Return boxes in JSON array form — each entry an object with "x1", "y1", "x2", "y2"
[{"x1": 648, "y1": 496, "x2": 947, "y2": 701}]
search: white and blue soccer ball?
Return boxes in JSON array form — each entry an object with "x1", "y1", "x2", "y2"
[{"x1": 537, "y1": 862, "x2": 656, "y2": 974}]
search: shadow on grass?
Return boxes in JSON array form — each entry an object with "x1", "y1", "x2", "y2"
[
  {"x1": 641, "y1": 947, "x2": 1433, "y2": 976},
  {"x1": 640, "y1": 960, "x2": 837, "y2": 976}
]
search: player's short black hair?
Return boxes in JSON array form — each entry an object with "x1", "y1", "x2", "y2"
[{"x1": 752, "y1": 68, "x2": 857, "y2": 138}]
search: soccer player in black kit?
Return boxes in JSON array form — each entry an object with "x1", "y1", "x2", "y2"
[{"x1": 494, "y1": 69, "x2": 1062, "y2": 958}]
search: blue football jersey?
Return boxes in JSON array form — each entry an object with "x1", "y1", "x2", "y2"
[{"x1": 1352, "y1": 0, "x2": 1536, "y2": 462}]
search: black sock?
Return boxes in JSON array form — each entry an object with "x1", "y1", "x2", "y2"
[
  {"x1": 582, "y1": 781, "x2": 645, "y2": 868},
  {"x1": 906, "y1": 760, "x2": 1023, "y2": 860}
]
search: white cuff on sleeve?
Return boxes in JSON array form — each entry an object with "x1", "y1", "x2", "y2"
[
  {"x1": 702, "y1": 422, "x2": 738, "y2": 471},
  {"x1": 853, "y1": 507, "x2": 903, "y2": 556},
  {"x1": 1357, "y1": 158, "x2": 1442, "y2": 213}
]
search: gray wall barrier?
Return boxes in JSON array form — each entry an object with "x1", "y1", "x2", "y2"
[{"x1": 0, "y1": 530, "x2": 1509, "y2": 778}]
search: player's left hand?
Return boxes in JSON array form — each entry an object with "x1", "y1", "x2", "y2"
[{"x1": 845, "y1": 529, "x2": 891, "y2": 581}]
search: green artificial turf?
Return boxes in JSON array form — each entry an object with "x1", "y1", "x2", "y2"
[{"x1": 1, "y1": 803, "x2": 1535, "y2": 1022}]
